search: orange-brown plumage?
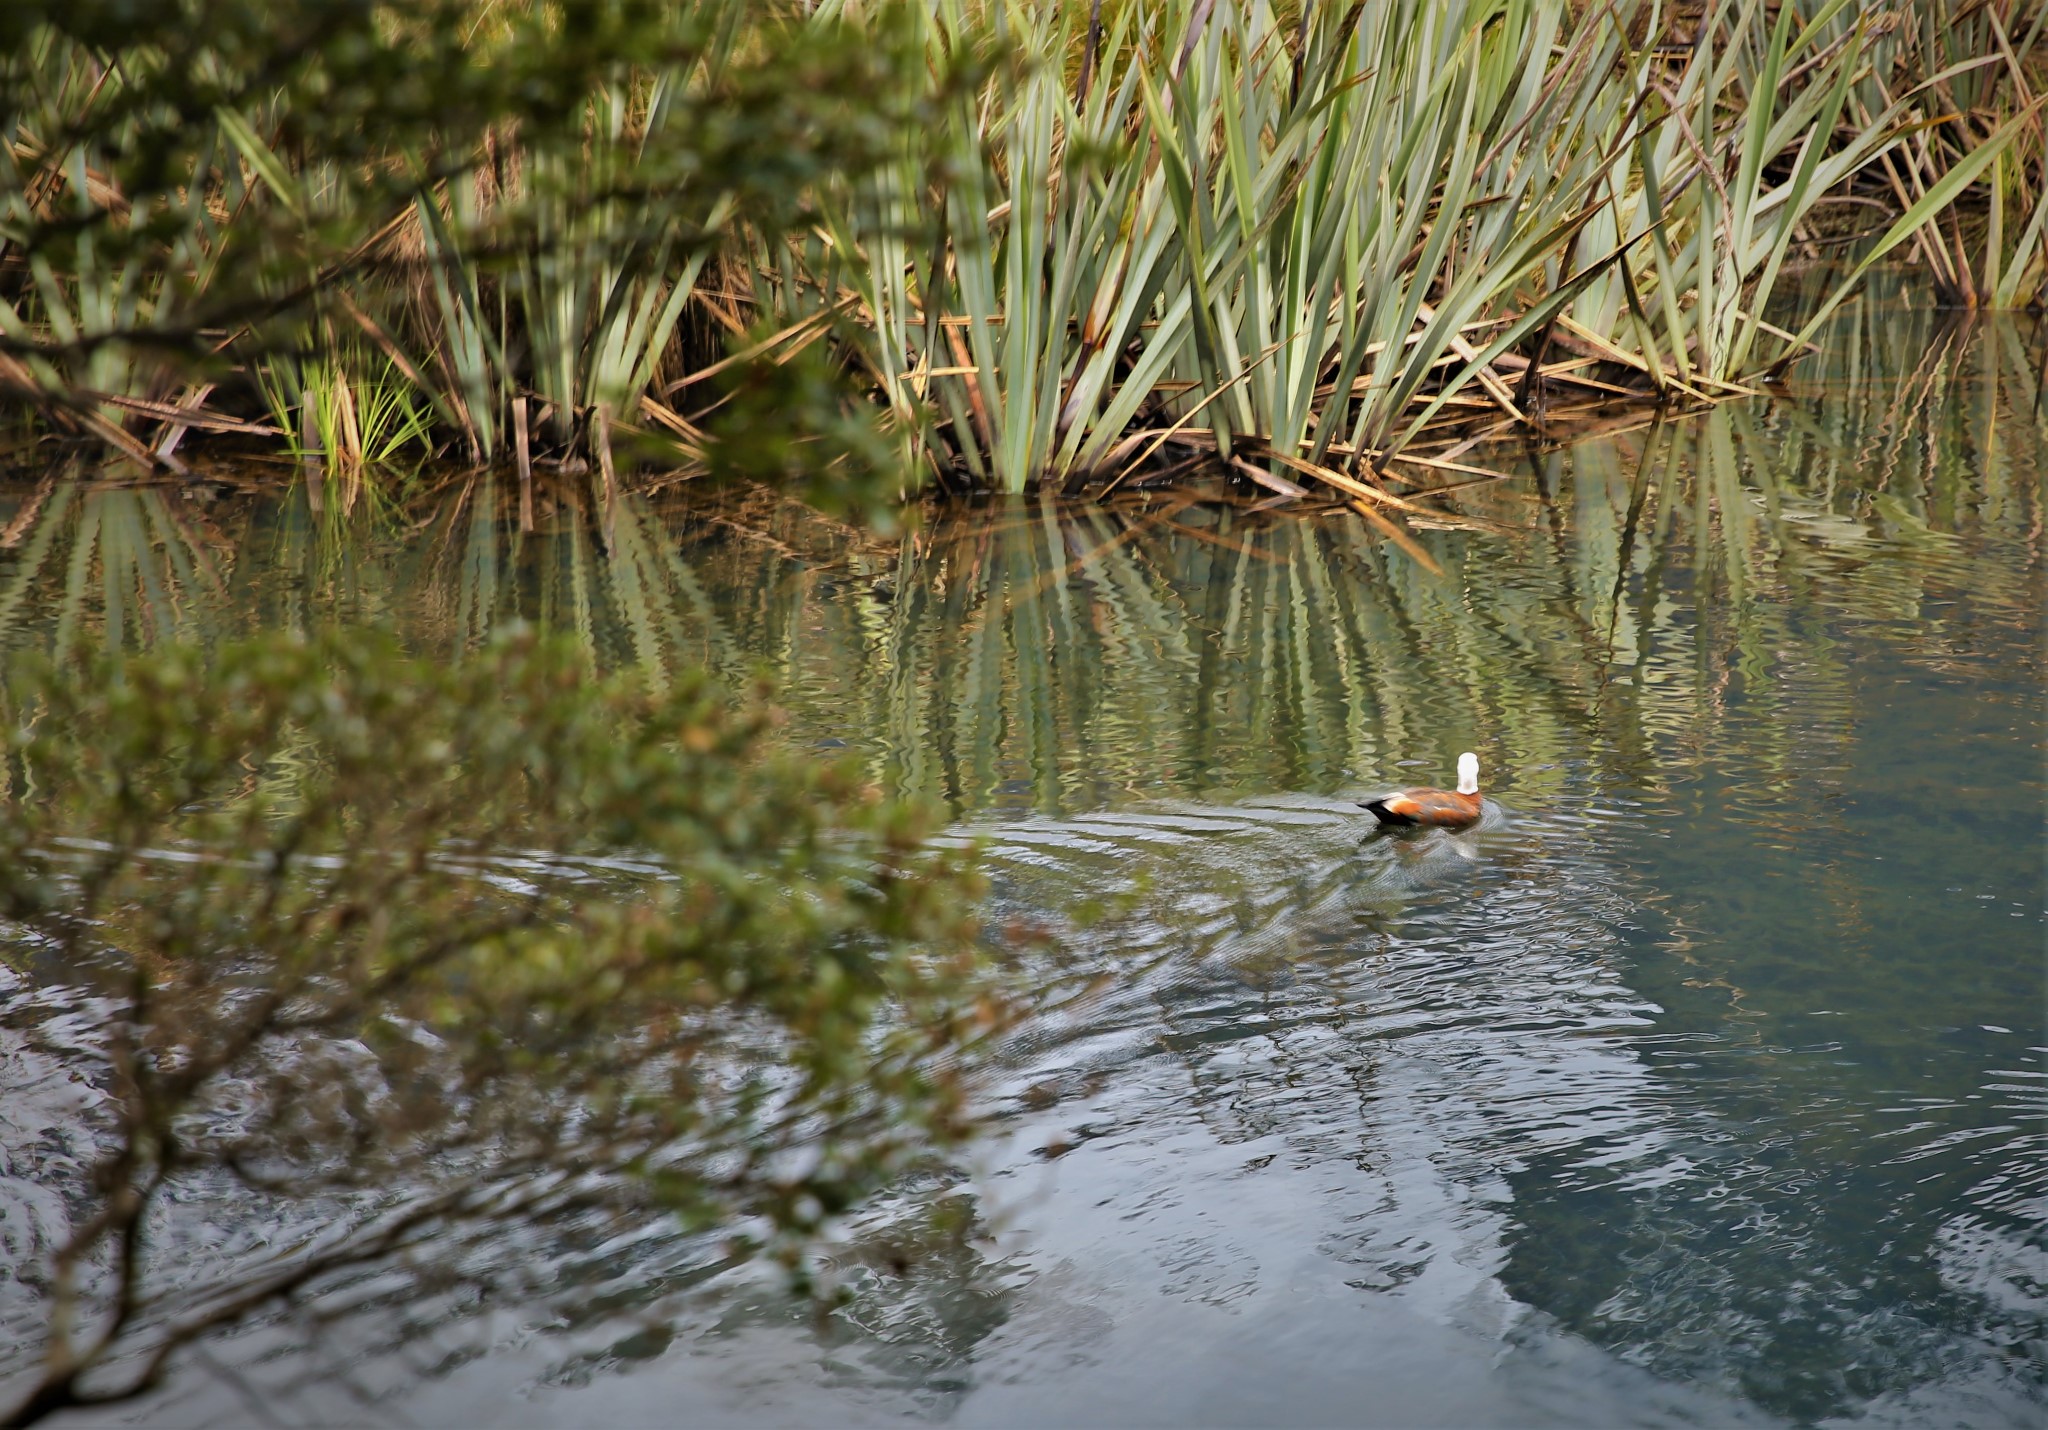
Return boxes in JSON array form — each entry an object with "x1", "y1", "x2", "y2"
[{"x1": 1361, "y1": 753, "x2": 1484, "y2": 828}]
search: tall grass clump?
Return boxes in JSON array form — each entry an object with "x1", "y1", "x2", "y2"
[
  {"x1": 791, "y1": 0, "x2": 2042, "y2": 498},
  {"x1": 1852, "y1": 0, "x2": 2048, "y2": 309}
]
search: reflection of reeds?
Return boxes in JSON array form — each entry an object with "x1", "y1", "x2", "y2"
[
  {"x1": 1, "y1": 306, "x2": 2038, "y2": 817},
  {"x1": 0, "y1": 478, "x2": 230, "y2": 659}
]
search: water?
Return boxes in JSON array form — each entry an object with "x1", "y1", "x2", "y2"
[{"x1": 0, "y1": 307, "x2": 2042, "y2": 1426}]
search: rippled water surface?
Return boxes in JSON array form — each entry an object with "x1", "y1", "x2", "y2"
[{"x1": 2, "y1": 308, "x2": 2043, "y2": 1426}]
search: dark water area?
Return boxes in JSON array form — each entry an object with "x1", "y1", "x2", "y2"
[{"x1": 1, "y1": 306, "x2": 2043, "y2": 1426}]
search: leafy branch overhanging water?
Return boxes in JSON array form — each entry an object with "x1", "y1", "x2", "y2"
[{"x1": 0, "y1": 631, "x2": 1011, "y2": 1426}]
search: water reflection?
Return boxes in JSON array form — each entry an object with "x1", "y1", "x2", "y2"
[
  {"x1": 3, "y1": 342, "x2": 2037, "y2": 828},
  {"x1": 0, "y1": 304, "x2": 2042, "y2": 1426}
]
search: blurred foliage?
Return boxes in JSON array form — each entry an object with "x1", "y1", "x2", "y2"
[
  {"x1": 703, "y1": 324, "x2": 922, "y2": 525},
  {"x1": 0, "y1": 0, "x2": 947, "y2": 509},
  {"x1": 0, "y1": 629, "x2": 1004, "y2": 1423}
]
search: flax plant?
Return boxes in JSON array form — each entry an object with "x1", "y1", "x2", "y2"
[
  {"x1": 796, "y1": 0, "x2": 2030, "y2": 502},
  {"x1": 1853, "y1": 0, "x2": 2048, "y2": 308}
]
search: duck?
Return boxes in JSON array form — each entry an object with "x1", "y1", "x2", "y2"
[{"x1": 1360, "y1": 752, "x2": 1483, "y2": 828}]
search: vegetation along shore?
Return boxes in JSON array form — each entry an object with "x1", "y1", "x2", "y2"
[{"x1": 2, "y1": 0, "x2": 2043, "y2": 553}]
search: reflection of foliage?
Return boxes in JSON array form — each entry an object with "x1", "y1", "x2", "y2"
[
  {"x1": 0, "y1": 303, "x2": 2037, "y2": 824},
  {"x1": 0, "y1": 630, "x2": 1002, "y2": 1425}
]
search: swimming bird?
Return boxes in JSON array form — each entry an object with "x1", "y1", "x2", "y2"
[{"x1": 1360, "y1": 752, "x2": 1484, "y2": 828}]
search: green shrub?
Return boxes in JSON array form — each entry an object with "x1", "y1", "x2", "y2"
[{"x1": 0, "y1": 629, "x2": 1005, "y2": 1424}]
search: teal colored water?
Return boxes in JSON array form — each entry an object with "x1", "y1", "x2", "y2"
[{"x1": 0, "y1": 307, "x2": 2042, "y2": 1426}]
